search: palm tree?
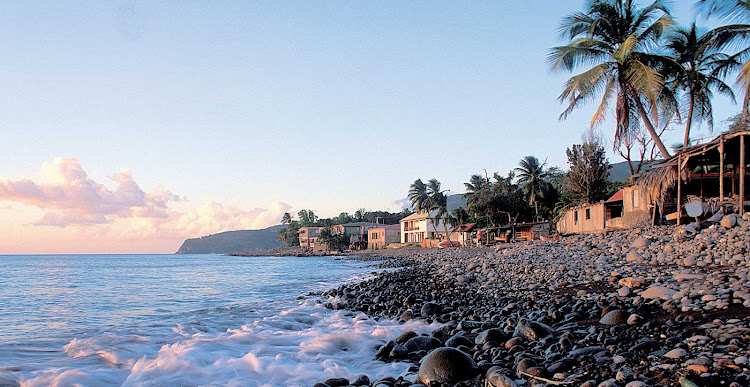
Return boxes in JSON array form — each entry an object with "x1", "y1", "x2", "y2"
[
  {"x1": 408, "y1": 179, "x2": 432, "y2": 214},
  {"x1": 698, "y1": 0, "x2": 750, "y2": 119},
  {"x1": 427, "y1": 178, "x2": 450, "y2": 241},
  {"x1": 515, "y1": 156, "x2": 550, "y2": 218},
  {"x1": 549, "y1": 0, "x2": 674, "y2": 159},
  {"x1": 463, "y1": 174, "x2": 491, "y2": 209},
  {"x1": 280, "y1": 212, "x2": 292, "y2": 225},
  {"x1": 666, "y1": 23, "x2": 735, "y2": 146}
]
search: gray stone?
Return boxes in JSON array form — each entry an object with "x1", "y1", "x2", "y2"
[
  {"x1": 417, "y1": 347, "x2": 478, "y2": 385},
  {"x1": 721, "y1": 214, "x2": 737, "y2": 228},
  {"x1": 405, "y1": 335, "x2": 441, "y2": 353},
  {"x1": 600, "y1": 310, "x2": 629, "y2": 325},
  {"x1": 642, "y1": 285, "x2": 676, "y2": 300},
  {"x1": 632, "y1": 237, "x2": 651, "y2": 248},
  {"x1": 486, "y1": 366, "x2": 517, "y2": 387},
  {"x1": 664, "y1": 348, "x2": 687, "y2": 359},
  {"x1": 513, "y1": 319, "x2": 556, "y2": 341},
  {"x1": 475, "y1": 328, "x2": 506, "y2": 346},
  {"x1": 421, "y1": 302, "x2": 441, "y2": 318}
]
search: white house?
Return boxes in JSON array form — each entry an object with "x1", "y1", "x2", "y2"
[{"x1": 399, "y1": 212, "x2": 446, "y2": 244}]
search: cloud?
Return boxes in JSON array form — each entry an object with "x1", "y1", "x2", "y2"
[
  {"x1": 0, "y1": 157, "x2": 172, "y2": 226},
  {"x1": 0, "y1": 158, "x2": 290, "y2": 244}
]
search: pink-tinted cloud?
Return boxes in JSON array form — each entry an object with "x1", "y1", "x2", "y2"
[
  {"x1": 0, "y1": 157, "x2": 173, "y2": 226},
  {"x1": 0, "y1": 158, "x2": 292, "y2": 253}
]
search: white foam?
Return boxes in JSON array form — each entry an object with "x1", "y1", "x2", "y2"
[{"x1": 19, "y1": 299, "x2": 438, "y2": 387}]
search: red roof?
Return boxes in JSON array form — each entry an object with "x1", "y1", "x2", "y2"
[
  {"x1": 458, "y1": 223, "x2": 477, "y2": 232},
  {"x1": 606, "y1": 189, "x2": 624, "y2": 203}
]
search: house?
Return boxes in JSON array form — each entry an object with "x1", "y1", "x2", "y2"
[
  {"x1": 331, "y1": 222, "x2": 382, "y2": 250},
  {"x1": 514, "y1": 221, "x2": 552, "y2": 241},
  {"x1": 556, "y1": 186, "x2": 650, "y2": 234},
  {"x1": 455, "y1": 223, "x2": 478, "y2": 246},
  {"x1": 367, "y1": 224, "x2": 401, "y2": 249},
  {"x1": 399, "y1": 212, "x2": 447, "y2": 244},
  {"x1": 298, "y1": 227, "x2": 322, "y2": 250}
]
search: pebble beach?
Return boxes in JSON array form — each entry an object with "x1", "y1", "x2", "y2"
[{"x1": 313, "y1": 214, "x2": 750, "y2": 387}]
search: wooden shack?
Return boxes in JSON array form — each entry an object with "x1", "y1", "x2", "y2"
[{"x1": 640, "y1": 131, "x2": 750, "y2": 224}]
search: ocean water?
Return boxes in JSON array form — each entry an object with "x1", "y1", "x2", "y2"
[{"x1": 0, "y1": 254, "x2": 436, "y2": 386}]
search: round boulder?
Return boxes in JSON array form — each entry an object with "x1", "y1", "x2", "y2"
[
  {"x1": 417, "y1": 347, "x2": 478, "y2": 385},
  {"x1": 421, "y1": 302, "x2": 442, "y2": 318},
  {"x1": 405, "y1": 335, "x2": 442, "y2": 353},
  {"x1": 599, "y1": 310, "x2": 629, "y2": 325}
]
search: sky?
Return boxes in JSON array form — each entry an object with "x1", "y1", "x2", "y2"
[{"x1": 0, "y1": 1, "x2": 742, "y2": 254}]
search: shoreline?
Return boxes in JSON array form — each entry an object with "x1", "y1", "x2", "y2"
[{"x1": 312, "y1": 223, "x2": 750, "y2": 386}]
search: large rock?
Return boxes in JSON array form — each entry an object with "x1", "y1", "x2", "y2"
[
  {"x1": 722, "y1": 214, "x2": 737, "y2": 228},
  {"x1": 405, "y1": 336, "x2": 442, "y2": 353},
  {"x1": 417, "y1": 347, "x2": 478, "y2": 385},
  {"x1": 486, "y1": 366, "x2": 517, "y2": 387},
  {"x1": 421, "y1": 302, "x2": 441, "y2": 317},
  {"x1": 599, "y1": 310, "x2": 629, "y2": 325},
  {"x1": 632, "y1": 237, "x2": 651, "y2": 248},
  {"x1": 641, "y1": 285, "x2": 677, "y2": 300},
  {"x1": 513, "y1": 319, "x2": 556, "y2": 341},
  {"x1": 475, "y1": 328, "x2": 507, "y2": 346}
]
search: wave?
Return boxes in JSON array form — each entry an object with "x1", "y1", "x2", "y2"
[{"x1": 18, "y1": 298, "x2": 438, "y2": 387}]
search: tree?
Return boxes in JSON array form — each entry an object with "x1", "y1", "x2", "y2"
[
  {"x1": 408, "y1": 179, "x2": 432, "y2": 214},
  {"x1": 427, "y1": 178, "x2": 451, "y2": 241},
  {"x1": 280, "y1": 212, "x2": 292, "y2": 225},
  {"x1": 297, "y1": 209, "x2": 318, "y2": 227},
  {"x1": 666, "y1": 23, "x2": 735, "y2": 146},
  {"x1": 698, "y1": 0, "x2": 750, "y2": 119},
  {"x1": 277, "y1": 220, "x2": 300, "y2": 246},
  {"x1": 447, "y1": 207, "x2": 472, "y2": 231},
  {"x1": 550, "y1": 0, "x2": 675, "y2": 159},
  {"x1": 725, "y1": 112, "x2": 750, "y2": 132},
  {"x1": 565, "y1": 142, "x2": 611, "y2": 205},
  {"x1": 515, "y1": 156, "x2": 551, "y2": 218},
  {"x1": 354, "y1": 208, "x2": 367, "y2": 222}
]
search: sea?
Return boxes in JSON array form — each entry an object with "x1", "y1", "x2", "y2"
[{"x1": 0, "y1": 254, "x2": 436, "y2": 386}]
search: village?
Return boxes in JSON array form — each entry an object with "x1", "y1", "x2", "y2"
[{"x1": 292, "y1": 130, "x2": 750, "y2": 253}]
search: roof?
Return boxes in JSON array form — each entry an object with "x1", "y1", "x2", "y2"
[
  {"x1": 298, "y1": 226, "x2": 322, "y2": 230},
  {"x1": 335, "y1": 222, "x2": 381, "y2": 227},
  {"x1": 370, "y1": 224, "x2": 401, "y2": 231},
  {"x1": 457, "y1": 223, "x2": 477, "y2": 232},
  {"x1": 399, "y1": 212, "x2": 430, "y2": 222},
  {"x1": 606, "y1": 189, "x2": 624, "y2": 203}
]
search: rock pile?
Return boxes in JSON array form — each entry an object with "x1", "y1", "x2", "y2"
[{"x1": 314, "y1": 219, "x2": 750, "y2": 386}]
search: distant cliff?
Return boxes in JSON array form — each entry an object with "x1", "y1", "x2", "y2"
[{"x1": 176, "y1": 225, "x2": 285, "y2": 254}]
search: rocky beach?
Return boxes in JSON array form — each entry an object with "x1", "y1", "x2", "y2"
[{"x1": 313, "y1": 215, "x2": 750, "y2": 387}]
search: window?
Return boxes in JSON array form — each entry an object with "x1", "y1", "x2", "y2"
[
  {"x1": 574, "y1": 211, "x2": 578, "y2": 224},
  {"x1": 586, "y1": 208, "x2": 591, "y2": 220}
]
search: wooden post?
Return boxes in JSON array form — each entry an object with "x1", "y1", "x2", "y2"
[
  {"x1": 720, "y1": 135, "x2": 725, "y2": 201},
  {"x1": 740, "y1": 135, "x2": 746, "y2": 214},
  {"x1": 677, "y1": 154, "x2": 682, "y2": 226}
]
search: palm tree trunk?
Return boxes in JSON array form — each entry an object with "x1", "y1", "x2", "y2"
[
  {"x1": 534, "y1": 201, "x2": 539, "y2": 218},
  {"x1": 628, "y1": 85, "x2": 672, "y2": 159},
  {"x1": 683, "y1": 92, "x2": 695, "y2": 147}
]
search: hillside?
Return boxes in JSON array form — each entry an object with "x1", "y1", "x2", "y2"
[
  {"x1": 176, "y1": 225, "x2": 285, "y2": 254},
  {"x1": 608, "y1": 160, "x2": 660, "y2": 182}
]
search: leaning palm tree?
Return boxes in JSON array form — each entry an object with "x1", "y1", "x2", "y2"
[
  {"x1": 549, "y1": 0, "x2": 675, "y2": 159},
  {"x1": 666, "y1": 23, "x2": 736, "y2": 146},
  {"x1": 280, "y1": 212, "x2": 292, "y2": 225},
  {"x1": 427, "y1": 178, "x2": 451, "y2": 241},
  {"x1": 698, "y1": 0, "x2": 750, "y2": 119},
  {"x1": 463, "y1": 174, "x2": 490, "y2": 209},
  {"x1": 408, "y1": 179, "x2": 432, "y2": 214},
  {"x1": 515, "y1": 156, "x2": 550, "y2": 218}
]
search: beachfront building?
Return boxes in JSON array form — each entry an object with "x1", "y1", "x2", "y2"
[
  {"x1": 399, "y1": 212, "x2": 446, "y2": 244},
  {"x1": 367, "y1": 224, "x2": 401, "y2": 249},
  {"x1": 556, "y1": 186, "x2": 651, "y2": 234},
  {"x1": 298, "y1": 227, "x2": 321, "y2": 250},
  {"x1": 331, "y1": 222, "x2": 381, "y2": 250}
]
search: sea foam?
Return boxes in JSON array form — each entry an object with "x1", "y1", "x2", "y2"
[{"x1": 20, "y1": 298, "x2": 437, "y2": 387}]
